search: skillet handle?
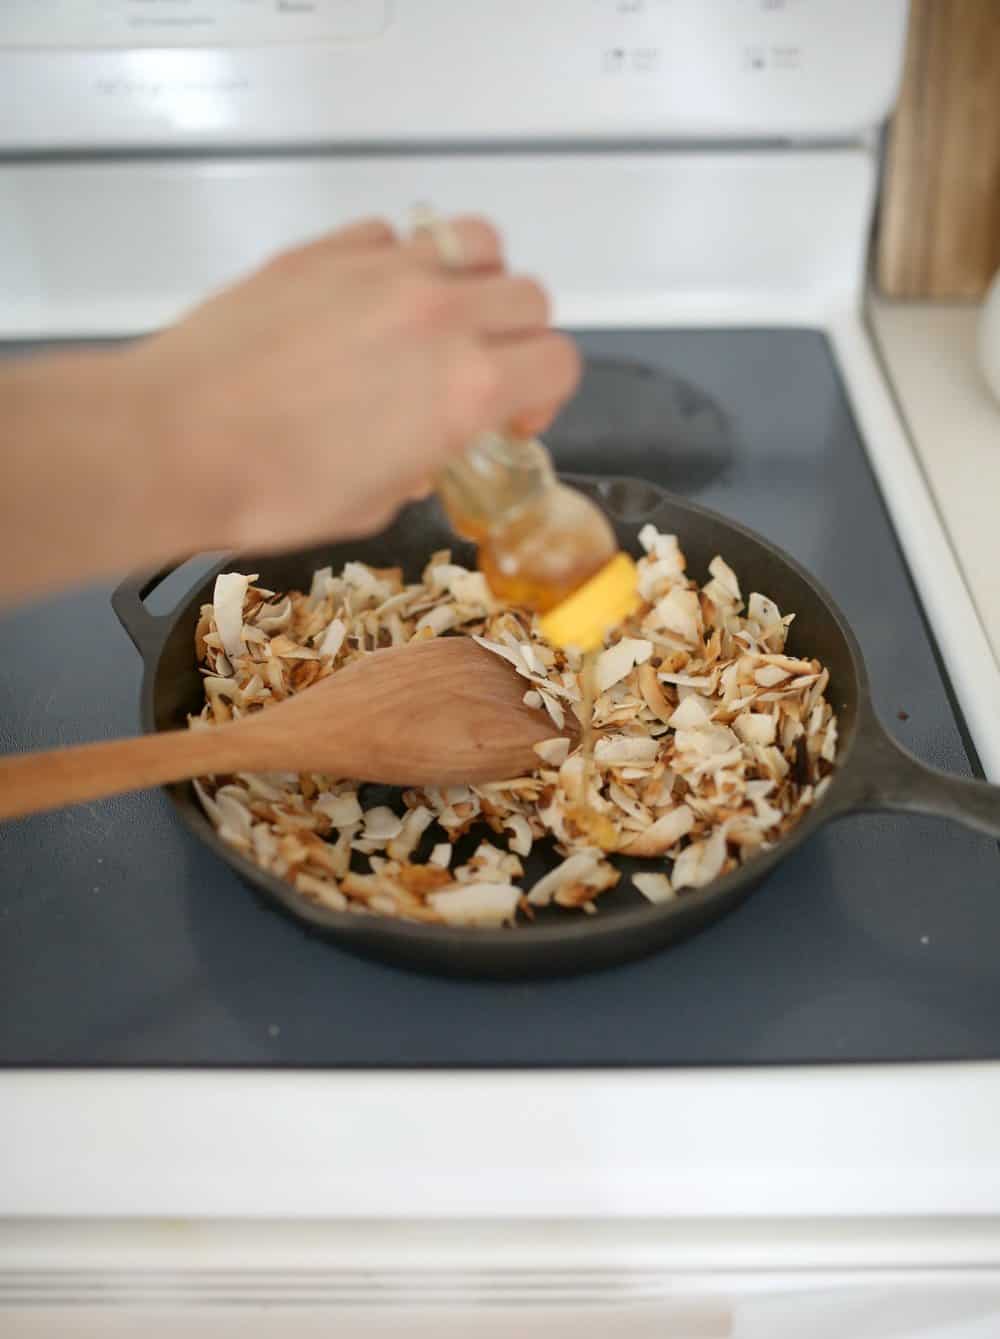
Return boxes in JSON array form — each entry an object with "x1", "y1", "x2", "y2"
[
  {"x1": 111, "y1": 564, "x2": 181, "y2": 664},
  {"x1": 847, "y1": 712, "x2": 1000, "y2": 842}
]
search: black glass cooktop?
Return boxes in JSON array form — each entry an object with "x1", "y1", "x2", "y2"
[{"x1": 1, "y1": 329, "x2": 997, "y2": 1067}]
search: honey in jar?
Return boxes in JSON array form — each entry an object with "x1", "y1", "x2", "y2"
[{"x1": 438, "y1": 433, "x2": 638, "y2": 846}]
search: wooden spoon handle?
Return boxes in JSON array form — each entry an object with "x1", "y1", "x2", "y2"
[{"x1": 0, "y1": 725, "x2": 258, "y2": 821}]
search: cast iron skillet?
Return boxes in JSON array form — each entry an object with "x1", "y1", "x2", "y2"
[{"x1": 111, "y1": 476, "x2": 1000, "y2": 979}]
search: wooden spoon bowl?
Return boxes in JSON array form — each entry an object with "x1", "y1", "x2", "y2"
[{"x1": 0, "y1": 639, "x2": 561, "y2": 821}]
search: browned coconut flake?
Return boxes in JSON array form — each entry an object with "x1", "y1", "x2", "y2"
[{"x1": 191, "y1": 527, "x2": 838, "y2": 927}]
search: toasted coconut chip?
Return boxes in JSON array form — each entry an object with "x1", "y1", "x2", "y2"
[
  {"x1": 555, "y1": 859, "x2": 620, "y2": 907},
  {"x1": 733, "y1": 711, "x2": 777, "y2": 746},
  {"x1": 194, "y1": 526, "x2": 837, "y2": 924},
  {"x1": 672, "y1": 827, "x2": 729, "y2": 890},
  {"x1": 472, "y1": 635, "x2": 524, "y2": 673},
  {"x1": 637, "y1": 662, "x2": 675, "y2": 724},
  {"x1": 255, "y1": 597, "x2": 293, "y2": 634},
  {"x1": 268, "y1": 635, "x2": 320, "y2": 661},
  {"x1": 608, "y1": 781, "x2": 650, "y2": 825},
  {"x1": 623, "y1": 804, "x2": 695, "y2": 857},
  {"x1": 504, "y1": 815, "x2": 534, "y2": 857},
  {"x1": 751, "y1": 794, "x2": 784, "y2": 828},
  {"x1": 821, "y1": 717, "x2": 838, "y2": 763},
  {"x1": 754, "y1": 664, "x2": 790, "y2": 688},
  {"x1": 417, "y1": 605, "x2": 459, "y2": 636},
  {"x1": 595, "y1": 638, "x2": 653, "y2": 694},
  {"x1": 527, "y1": 849, "x2": 603, "y2": 908},
  {"x1": 660, "y1": 669, "x2": 720, "y2": 692},
  {"x1": 426, "y1": 562, "x2": 470, "y2": 596},
  {"x1": 707, "y1": 554, "x2": 742, "y2": 605},
  {"x1": 649, "y1": 587, "x2": 702, "y2": 643},
  {"x1": 251, "y1": 822, "x2": 279, "y2": 868},
  {"x1": 594, "y1": 734, "x2": 660, "y2": 766},
  {"x1": 638, "y1": 526, "x2": 685, "y2": 571},
  {"x1": 748, "y1": 592, "x2": 784, "y2": 632},
  {"x1": 387, "y1": 805, "x2": 434, "y2": 862},
  {"x1": 638, "y1": 556, "x2": 685, "y2": 601},
  {"x1": 451, "y1": 570, "x2": 494, "y2": 608},
  {"x1": 457, "y1": 841, "x2": 524, "y2": 885},
  {"x1": 668, "y1": 694, "x2": 712, "y2": 730},
  {"x1": 534, "y1": 737, "x2": 571, "y2": 767},
  {"x1": 633, "y1": 872, "x2": 676, "y2": 904},
  {"x1": 295, "y1": 873, "x2": 348, "y2": 910}
]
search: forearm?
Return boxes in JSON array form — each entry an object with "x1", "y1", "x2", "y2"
[{"x1": 0, "y1": 348, "x2": 208, "y2": 602}]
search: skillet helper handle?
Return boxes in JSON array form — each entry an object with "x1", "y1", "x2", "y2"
[
  {"x1": 111, "y1": 563, "x2": 183, "y2": 662},
  {"x1": 850, "y1": 715, "x2": 1000, "y2": 842}
]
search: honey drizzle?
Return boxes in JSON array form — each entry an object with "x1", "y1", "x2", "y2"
[
  {"x1": 579, "y1": 649, "x2": 597, "y2": 809},
  {"x1": 569, "y1": 648, "x2": 618, "y2": 852}
]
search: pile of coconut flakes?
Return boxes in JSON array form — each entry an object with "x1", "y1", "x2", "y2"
[{"x1": 190, "y1": 525, "x2": 837, "y2": 928}]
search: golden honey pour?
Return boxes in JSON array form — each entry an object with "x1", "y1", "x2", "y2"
[{"x1": 438, "y1": 433, "x2": 639, "y2": 846}]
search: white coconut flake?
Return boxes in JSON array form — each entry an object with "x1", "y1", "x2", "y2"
[
  {"x1": 594, "y1": 734, "x2": 661, "y2": 766},
  {"x1": 668, "y1": 694, "x2": 712, "y2": 729},
  {"x1": 429, "y1": 842, "x2": 453, "y2": 869},
  {"x1": 633, "y1": 872, "x2": 676, "y2": 904},
  {"x1": 308, "y1": 566, "x2": 333, "y2": 605},
  {"x1": 387, "y1": 805, "x2": 434, "y2": 862},
  {"x1": 733, "y1": 712, "x2": 777, "y2": 746},
  {"x1": 503, "y1": 815, "x2": 534, "y2": 858},
  {"x1": 451, "y1": 570, "x2": 494, "y2": 608},
  {"x1": 295, "y1": 873, "x2": 348, "y2": 910},
  {"x1": 538, "y1": 690, "x2": 566, "y2": 731},
  {"x1": 417, "y1": 605, "x2": 459, "y2": 636},
  {"x1": 707, "y1": 555, "x2": 742, "y2": 604},
  {"x1": 314, "y1": 791, "x2": 363, "y2": 828},
  {"x1": 534, "y1": 737, "x2": 571, "y2": 767},
  {"x1": 748, "y1": 592, "x2": 783, "y2": 630},
  {"x1": 754, "y1": 664, "x2": 790, "y2": 687},
  {"x1": 649, "y1": 587, "x2": 702, "y2": 643},
  {"x1": 428, "y1": 882, "x2": 520, "y2": 927},
  {"x1": 595, "y1": 637, "x2": 653, "y2": 694},
  {"x1": 527, "y1": 850, "x2": 603, "y2": 908},
  {"x1": 255, "y1": 597, "x2": 293, "y2": 633},
  {"x1": 623, "y1": 804, "x2": 695, "y2": 857},
  {"x1": 672, "y1": 828, "x2": 729, "y2": 890},
  {"x1": 318, "y1": 617, "x2": 347, "y2": 659},
  {"x1": 213, "y1": 572, "x2": 255, "y2": 662},
  {"x1": 362, "y1": 806, "x2": 403, "y2": 842},
  {"x1": 472, "y1": 635, "x2": 525, "y2": 673},
  {"x1": 821, "y1": 717, "x2": 838, "y2": 763}
]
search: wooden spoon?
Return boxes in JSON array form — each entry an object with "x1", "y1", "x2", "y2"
[{"x1": 0, "y1": 639, "x2": 562, "y2": 821}]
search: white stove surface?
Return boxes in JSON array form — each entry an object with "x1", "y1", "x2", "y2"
[
  {"x1": 2, "y1": 3, "x2": 999, "y2": 1330},
  {"x1": 870, "y1": 297, "x2": 1000, "y2": 678}
]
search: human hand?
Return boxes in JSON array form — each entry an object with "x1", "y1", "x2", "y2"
[{"x1": 129, "y1": 215, "x2": 580, "y2": 552}]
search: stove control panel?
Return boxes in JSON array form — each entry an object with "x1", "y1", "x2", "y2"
[
  {"x1": 1, "y1": 0, "x2": 388, "y2": 47},
  {"x1": 0, "y1": 0, "x2": 909, "y2": 148}
]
